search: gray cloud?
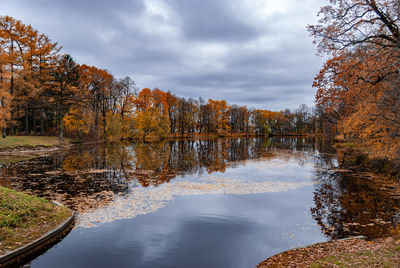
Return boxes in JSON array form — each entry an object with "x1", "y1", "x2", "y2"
[
  {"x1": 168, "y1": 0, "x2": 261, "y2": 42},
  {"x1": 2, "y1": 0, "x2": 325, "y2": 110}
]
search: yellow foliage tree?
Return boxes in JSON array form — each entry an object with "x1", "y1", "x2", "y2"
[
  {"x1": 207, "y1": 99, "x2": 230, "y2": 134},
  {"x1": 63, "y1": 106, "x2": 91, "y2": 138},
  {"x1": 134, "y1": 107, "x2": 170, "y2": 139}
]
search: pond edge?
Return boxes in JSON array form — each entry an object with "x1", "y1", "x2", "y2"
[
  {"x1": 0, "y1": 202, "x2": 75, "y2": 267},
  {"x1": 256, "y1": 236, "x2": 367, "y2": 267}
]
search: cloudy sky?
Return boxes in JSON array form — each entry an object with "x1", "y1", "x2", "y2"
[{"x1": 2, "y1": 0, "x2": 326, "y2": 110}]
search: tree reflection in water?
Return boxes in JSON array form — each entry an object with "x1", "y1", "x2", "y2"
[
  {"x1": 0, "y1": 137, "x2": 323, "y2": 212},
  {"x1": 311, "y1": 152, "x2": 400, "y2": 239},
  {"x1": 1, "y1": 137, "x2": 398, "y2": 239}
]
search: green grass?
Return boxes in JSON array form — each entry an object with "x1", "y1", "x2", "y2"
[
  {"x1": 0, "y1": 136, "x2": 66, "y2": 150},
  {"x1": 0, "y1": 155, "x2": 37, "y2": 164},
  {"x1": 308, "y1": 246, "x2": 400, "y2": 268},
  {"x1": 334, "y1": 142, "x2": 357, "y2": 149},
  {"x1": 0, "y1": 186, "x2": 72, "y2": 254}
]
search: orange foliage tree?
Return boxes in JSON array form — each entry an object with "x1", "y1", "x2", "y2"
[
  {"x1": 309, "y1": 0, "x2": 400, "y2": 159},
  {"x1": 207, "y1": 99, "x2": 230, "y2": 134},
  {"x1": 0, "y1": 16, "x2": 60, "y2": 135},
  {"x1": 77, "y1": 64, "x2": 114, "y2": 138},
  {"x1": 0, "y1": 44, "x2": 12, "y2": 130}
]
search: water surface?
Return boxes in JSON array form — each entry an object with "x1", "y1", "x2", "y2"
[{"x1": 1, "y1": 137, "x2": 398, "y2": 267}]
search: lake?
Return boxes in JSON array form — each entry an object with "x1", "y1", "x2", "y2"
[{"x1": 1, "y1": 137, "x2": 399, "y2": 268}]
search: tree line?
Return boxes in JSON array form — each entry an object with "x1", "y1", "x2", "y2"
[{"x1": 0, "y1": 15, "x2": 334, "y2": 141}]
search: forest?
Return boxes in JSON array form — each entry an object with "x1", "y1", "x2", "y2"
[{"x1": 0, "y1": 15, "x2": 334, "y2": 142}]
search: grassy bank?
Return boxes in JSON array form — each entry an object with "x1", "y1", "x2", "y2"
[
  {"x1": 0, "y1": 136, "x2": 66, "y2": 150},
  {"x1": 0, "y1": 156, "x2": 37, "y2": 165},
  {"x1": 258, "y1": 237, "x2": 400, "y2": 267},
  {"x1": 0, "y1": 186, "x2": 72, "y2": 255}
]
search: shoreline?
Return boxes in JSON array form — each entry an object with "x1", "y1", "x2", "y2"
[
  {"x1": 257, "y1": 236, "x2": 400, "y2": 267},
  {"x1": 0, "y1": 136, "x2": 73, "y2": 157},
  {"x1": 0, "y1": 207, "x2": 75, "y2": 267},
  {"x1": 0, "y1": 186, "x2": 74, "y2": 264},
  {"x1": 0, "y1": 145, "x2": 71, "y2": 156}
]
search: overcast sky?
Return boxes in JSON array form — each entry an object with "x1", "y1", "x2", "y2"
[{"x1": 2, "y1": 0, "x2": 326, "y2": 111}]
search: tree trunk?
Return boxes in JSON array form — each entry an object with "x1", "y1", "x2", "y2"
[
  {"x1": 10, "y1": 40, "x2": 15, "y2": 135},
  {"x1": 59, "y1": 114, "x2": 64, "y2": 140},
  {"x1": 58, "y1": 101, "x2": 64, "y2": 141},
  {"x1": 33, "y1": 116, "x2": 37, "y2": 136},
  {"x1": 102, "y1": 106, "x2": 107, "y2": 139},
  {"x1": 40, "y1": 109, "x2": 44, "y2": 136},
  {"x1": 24, "y1": 106, "x2": 29, "y2": 135}
]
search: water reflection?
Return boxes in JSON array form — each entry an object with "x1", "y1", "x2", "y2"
[
  {"x1": 0, "y1": 137, "x2": 398, "y2": 239},
  {"x1": 0, "y1": 137, "x2": 330, "y2": 213},
  {"x1": 311, "y1": 151, "x2": 400, "y2": 239}
]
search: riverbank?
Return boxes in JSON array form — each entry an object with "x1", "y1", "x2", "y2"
[
  {"x1": 0, "y1": 186, "x2": 72, "y2": 256},
  {"x1": 257, "y1": 236, "x2": 400, "y2": 267},
  {"x1": 0, "y1": 136, "x2": 64, "y2": 149},
  {"x1": 0, "y1": 136, "x2": 72, "y2": 161}
]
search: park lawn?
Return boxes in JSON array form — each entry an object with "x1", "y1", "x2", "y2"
[
  {"x1": 0, "y1": 186, "x2": 72, "y2": 255},
  {"x1": 0, "y1": 136, "x2": 67, "y2": 150}
]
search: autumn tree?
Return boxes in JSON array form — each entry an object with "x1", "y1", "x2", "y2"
[
  {"x1": 113, "y1": 76, "x2": 136, "y2": 119},
  {"x1": 0, "y1": 16, "x2": 60, "y2": 136},
  {"x1": 309, "y1": 0, "x2": 400, "y2": 159},
  {"x1": 134, "y1": 107, "x2": 170, "y2": 139},
  {"x1": 294, "y1": 104, "x2": 311, "y2": 134},
  {"x1": 134, "y1": 88, "x2": 152, "y2": 111},
  {"x1": 101, "y1": 76, "x2": 137, "y2": 140},
  {"x1": 166, "y1": 91, "x2": 178, "y2": 133},
  {"x1": 206, "y1": 99, "x2": 230, "y2": 134},
  {"x1": 250, "y1": 110, "x2": 271, "y2": 135},
  {"x1": 34, "y1": 34, "x2": 61, "y2": 135},
  {"x1": 0, "y1": 48, "x2": 11, "y2": 131},
  {"x1": 198, "y1": 97, "x2": 211, "y2": 134},
  {"x1": 177, "y1": 98, "x2": 199, "y2": 135},
  {"x1": 0, "y1": 16, "x2": 29, "y2": 134},
  {"x1": 262, "y1": 110, "x2": 285, "y2": 134},
  {"x1": 229, "y1": 105, "x2": 249, "y2": 134},
  {"x1": 77, "y1": 64, "x2": 114, "y2": 138},
  {"x1": 53, "y1": 54, "x2": 80, "y2": 140},
  {"x1": 151, "y1": 88, "x2": 169, "y2": 115}
]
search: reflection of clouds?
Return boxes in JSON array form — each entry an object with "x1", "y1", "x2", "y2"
[
  {"x1": 211, "y1": 158, "x2": 315, "y2": 184},
  {"x1": 77, "y1": 177, "x2": 312, "y2": 228}
]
